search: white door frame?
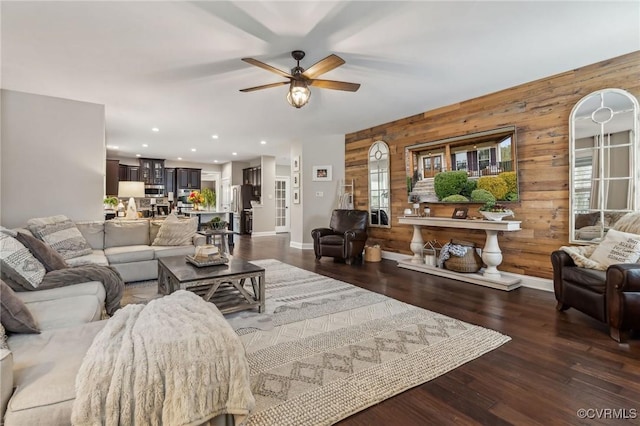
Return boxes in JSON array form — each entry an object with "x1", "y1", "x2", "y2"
[{"x1": 275, "y1": 176, "x2": 290, "y2": 233}]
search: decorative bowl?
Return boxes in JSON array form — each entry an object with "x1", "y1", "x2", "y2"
[{"x1": 480, "y1": 210, "x2": 514, "y2": 221}]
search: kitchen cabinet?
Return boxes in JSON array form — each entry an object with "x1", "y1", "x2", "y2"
[
  {"x1": 139, "y1": 158, "x2": 164, "y2": 185},
  {"x1": 118, "y1": 164, "x2": 128, "y2": 182},
  {"x1": 106, "y1": 160, "x2": 120, "y2": 196},
  {"x1": 176, "y1": 168, "x2": 201, "y2": 189},
  {"x1": 243, "y1": 167, "x2": 261, "y2": 198},
  {"x1": 127, "y1": 166, "x2": 140, "y2": 182},
  {"x1": 164, "y1": 168, "x2": 176, "y2": 196}
]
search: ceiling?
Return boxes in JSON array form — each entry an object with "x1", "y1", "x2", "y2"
[{"x1": 2, "y1": 1, "x2": 639, "y2": 166}]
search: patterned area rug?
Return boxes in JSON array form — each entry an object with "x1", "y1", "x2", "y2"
[
  {"x1": 242, "y1": 259, "x2": 511, "y2": 426},
  {"x1": 122, "y1": 260, "x2": 510, "y2": 425}
]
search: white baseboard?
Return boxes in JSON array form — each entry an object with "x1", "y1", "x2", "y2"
[
  {"x1": 251, "y1": 231, "x2": 277, "y2": 237},
  {"x1": 290, "y1": 241, "x2": 314, "y2": 250},
  {"x1": 382, "y1": 250, "x2": 553, "y2": 293}
]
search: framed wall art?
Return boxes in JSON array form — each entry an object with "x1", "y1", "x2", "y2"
[
  {"x1": 293, "y1": 189, "x2": 300, "y2": 204},
  {"x1": 292, "y1": 172, "x2": 300, "y2": 188},
  {"x1": 312, "y1": 165, "x2": 332, "y2": 182},
  {"x1": 292, "y1": 155, "x2": 300, "y2": 172},
  {"x1": 452, "y1": 207, "x2": 468, "y2": 219}
]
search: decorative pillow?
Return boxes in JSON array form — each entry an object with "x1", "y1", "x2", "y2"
[
  {"x1": 0, "y1": 280, "x2": 40, "y2": 334},
  {"x1": 27, "y1": 215, "x2": 93, "y2": 259},
  {"x1": 16, "y1": 231, "x2": 68, "y2": 272},
  {"x1": 0, "y1": 229, "x2": 46, "y2": 290},
  {"x1": 151, "y1": 214, "x2": 198, "y2": 246},
  {"x1": 613, "y1": 212, "x2": 640, "y2": 234},
  {"x1": 589, "y1": 229, "x2": 640, "y2": 268},
  {"x1": 0, "y1": 324, "x2": 8, "y2": 349}
]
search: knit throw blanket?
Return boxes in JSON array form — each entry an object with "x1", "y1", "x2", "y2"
[
  {"x1": 560, "y1": 245, "x2": 605, "y2": 271},
  {"x1": 71, "y1": 291, "x2": 255, "y2": 426}
]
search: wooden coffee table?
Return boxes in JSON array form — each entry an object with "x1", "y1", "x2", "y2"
[{"x1": 157, "y1": 255, "x2": 265, "y2": 314}]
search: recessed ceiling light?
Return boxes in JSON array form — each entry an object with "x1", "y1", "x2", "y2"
[
  {"x1": 232, "y1": 152, "x2": 237, "y2": 156},
  {"x1": 151, "y1": 127, "x2": 159, "y2": 132},
  {"x1": 142, "y1": 144, "x2": 148, "y2": 148},
  {"x1": 214, "y1": 160, "x2": 219, "y2": 163},
  {"x1": 260, "y1": 140, "x2": 267, "y2": 145},
  {"x1": 211, "y1": 134, "x2": 219, "y2": 139},
  {"x1": 191, "y1": 148, "x2": 196, "y2": 152},
  {"x1": 135, "y1": 154, "x2": 141, "y2": 157},
  {"x1": 106, "y1": 145, "x2": 119, "y2": 149},
  {"x1": 178, "y1": 157, "x2": 182, "y2": 160}
]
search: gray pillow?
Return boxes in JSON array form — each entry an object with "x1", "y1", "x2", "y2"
[
  {"x1": 16, "y1": 231, "x2": 68, "y2": 272},
  {"x1": 27, "y1": 215, "x2": 93, "y2": 260},
  {"x1": 0, "y1": 280, "x2": 40, "y2": 334},
  {"x1": 152, "y1": 214, "x2": 198, "y2": 246},
  {"x1": 0, "y1": 229, "x2": 46, "y2": 290}
]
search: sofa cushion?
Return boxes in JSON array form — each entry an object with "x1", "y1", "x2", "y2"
[
  {"x1": 575, "y1": 212, "x2": 600, "y2": 229},
  {"x1": 5, "y1": 321, "x2": 106, "y2": 426},
  {"x1": 151, "y1": 214, "x2": 198, "y2": 246},
  {"x1": 589, "y1": 229, "x2": 640, "y2": 267},
  {"x1": 105, "y1": 220, "x2": 150, "y2": 247},
  {"x1": 320, "y1": 234, "x2": 345, "y2": 245},
  {"x1": 66, "y1": 250, "x2": 109, "y2": 267},
  {"x1": 0, "y1": 280, "x2": 40, "y2": 334},
  {"x1": 153, "y1": 245, "x2": 196, "y2": 258},
  {"x1": 75, "y1": 221, "x2": 105, "y2": 250},
  {"x1": 27, "y1": 215, "x2": 93, "y2": 260},
  {"x1": 1, "y1": 348, "x2": 12, "y2": 417},
  {"x1": 21, "y1": 294, "x2": 104, "y2": 330},
  {"x1": 104, "y1": 245, "x2": 155, "y2": 264},
  {"x1": 16, "y1": 231, "x2": 68, "y2": 272},
  {"x1": 0, "y1": 229, "x2": 46, "y2": 289}
]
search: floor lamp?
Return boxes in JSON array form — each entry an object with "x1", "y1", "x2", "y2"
[{"x1": 118, "y1": 181, "x2": 145, "y2": 219}]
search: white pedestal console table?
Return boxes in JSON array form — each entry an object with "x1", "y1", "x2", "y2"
[{"x1": 397, "y1": 216, "x2": 522, "y2": 291}]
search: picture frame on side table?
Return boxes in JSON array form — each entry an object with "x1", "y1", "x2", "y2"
[
  {"x1": 452, "y1": 207, "x2": 468, "y2": 219},
  {"x1": 293, "y1": 189, "x2": 300, "y2": 204},
  {"x1": 292, "y1": 156, "x2": 300, "y2": 172},
  {"x1": 312, "y1": 165, "x2": 332, "y2": 182},
  {"x1": 292, "y1": 172, "x2": 300, "y2": 188}
]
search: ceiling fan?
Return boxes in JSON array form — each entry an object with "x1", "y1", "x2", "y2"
[{"x1": 240, "y1": 50, "x2": 360, "y2": 108}]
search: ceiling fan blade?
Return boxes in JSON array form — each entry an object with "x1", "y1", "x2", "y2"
[
  {"x1": 241, "y1": 58, "x2": 293, "y2": 79},
  {"x1": 239, "y1": 81, "x2": 290, "y2": 93},
  {"x1": 309, "y1": 79, "x2": 360, "y2": 92},
  {"x1": 302, "y1": 54, "x2": 345, "y2": 79}
]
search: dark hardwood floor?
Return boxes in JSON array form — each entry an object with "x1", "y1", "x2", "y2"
[{"x1": 232, "y1": 234, "x2": 639, "y2": 426}]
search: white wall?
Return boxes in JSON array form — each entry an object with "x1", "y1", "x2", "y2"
[
  {"x1": 252, "y1": 156, "x2": 276, "y2": 234},
  {"x1": 289, "y1": 135, "x2": 345, "y2": 247},
  {"x1": 1, "y1": 90, "x2": 105, "y2": 228}
]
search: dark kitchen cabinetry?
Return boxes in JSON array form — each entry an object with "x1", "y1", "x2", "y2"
[
  {"x1": 139, "y1": 158, "x2": 165, "y2": 185},
  {"x1": 164, "y1": 168, "x2": 176, "y2": 196},
  {"x1": 127, "y1": 166, "x2": 141, "y2": 182},
  {"x1": 243, "y1": 167, "x2": 261, "y2": 198},
  {"x1": 106, "y1": 160, "x2": 120, "y2": 196},
  {"x1": 118, "y1": 164, "x2": 128, "y2": 182},
  {"x1": 176, "y1": 168, "x2": 201, "y2": 189}
]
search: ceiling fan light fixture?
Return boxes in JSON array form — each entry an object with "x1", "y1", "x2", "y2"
[{"x1": 287, "y1": 80, "x2": 311, "y2": 108}]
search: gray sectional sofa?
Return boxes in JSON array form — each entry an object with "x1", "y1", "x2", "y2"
[
  {"x1": 70, "y1": 218, "x2": 204, "y2": 282},
  {"x1": 2, "y1": 281, "x2": 107, "y2": 424}
]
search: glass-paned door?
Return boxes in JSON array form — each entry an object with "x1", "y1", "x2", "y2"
[
  {"x1": 422, "y1": 155, "x2": 443, "y2": 178},
  {"x1": 275, "y1": 177, "x2": 290, "y2": 233}
]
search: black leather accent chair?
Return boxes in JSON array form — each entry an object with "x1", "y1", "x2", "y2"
[
  {"x1": 551, "y1": 250, "x2": 640, "y2": 342},
  {"x1": 311, "y1": 209, "x2": 368, "y2": 265}
]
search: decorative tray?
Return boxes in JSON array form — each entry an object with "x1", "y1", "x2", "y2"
[{"x1": 185, "y1": 255, "x2": 229, "y2": 267}]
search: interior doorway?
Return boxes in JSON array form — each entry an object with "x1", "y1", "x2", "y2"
[{"x1": 275, "y1": 177, "x2": 290, "y2": 233}]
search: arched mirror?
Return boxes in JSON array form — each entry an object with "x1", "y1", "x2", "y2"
[
  {"x1": 569, "y1": 88, "x2": 639, "y2": 243},
  {"x1": 369, "y1": 140, "x2": 390, "y2": 228}
]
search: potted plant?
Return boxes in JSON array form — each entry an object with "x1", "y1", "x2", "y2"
[
  {"x1": 201, "y1": 188, "x2": 216, "y2": 210},
  {"x1": 478, "y1": 201, "x2": 513, "y2": 221},
  {"x1": 103, "y1": 196, "x2": 119, "y2": 210}
]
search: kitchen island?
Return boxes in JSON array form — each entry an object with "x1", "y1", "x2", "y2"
[{"x1": 183, "y1": 210, "x2": 234, "y2": 247}]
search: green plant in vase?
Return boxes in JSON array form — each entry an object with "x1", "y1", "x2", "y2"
[
  {"x1": 201, "y1": 188, "x2": 216, "y2": 210},
  {"x1": 103, "y1": 196, "x2": 119, "y2": 209}
]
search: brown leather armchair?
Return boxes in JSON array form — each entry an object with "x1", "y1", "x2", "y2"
[
  {"x1": 551, "y1": 250, "x2": 640, "y2": 342},
  {"x1": 311, "y1": 209, "x2": 368, "y2": 265}
]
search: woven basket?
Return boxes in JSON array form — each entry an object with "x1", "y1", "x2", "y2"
[{"x1": 444, "y1": 241, "x2": 483, "y2": 273}]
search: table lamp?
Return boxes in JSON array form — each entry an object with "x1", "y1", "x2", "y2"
[{"x1": 118, "y1": 181, "x2": 145, "y2": 219}]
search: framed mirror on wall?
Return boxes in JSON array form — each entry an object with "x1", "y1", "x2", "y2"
[
  {"x1": 369, "y1": 140, "x2": 390, "y2": 228},
  {"x1": 569, "y1": 88, "x2": 639, "y2": 244}
]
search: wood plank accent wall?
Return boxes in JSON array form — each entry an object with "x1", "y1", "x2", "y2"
[{"x1": 345, "y1": 51, "x2": 640, "y2": 280}]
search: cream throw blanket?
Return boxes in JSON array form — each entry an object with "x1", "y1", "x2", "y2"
[{"x1": 71, "y1": 291, "x2": 255, "y2": 426}]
